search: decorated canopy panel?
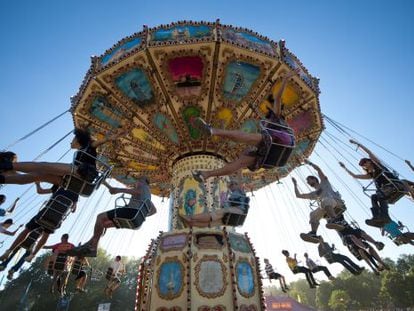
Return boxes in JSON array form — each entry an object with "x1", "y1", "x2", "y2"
[{"x1": 71, "y1": 20, "x2": 323, "y2": 195}]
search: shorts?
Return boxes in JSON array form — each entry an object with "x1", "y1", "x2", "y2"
[
  {"x1": 245, "y1": 130, "x2": 272, "y2": 171},
  {"x1": 106, "y1": 208, "x2": 144, "y2": 229},
  {"x1": 26, "y1": 209, "x2": 54, "y2": 234},
  {"x1": 268, "y1": 272, "x2": 282, "y2": 280}
]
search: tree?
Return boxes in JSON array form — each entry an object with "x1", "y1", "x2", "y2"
[{"x1": 328, "y1": 290, "x2": 350, "y2": 311}]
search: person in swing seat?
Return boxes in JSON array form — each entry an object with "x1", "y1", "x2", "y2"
[
  {"x1": 192, "y1": 69, "x2": 299, "y2": 183},
  {"x1": 0, "y1": 128, "x2": 125, "y2": 186},
  {"x1": 340, "y1": 140, "x2": 414, "y2": 227},
  {"x1": 292, "y1": 160, "x2": 347, "y2": 243},
  {"x1": 68, "y1": 176, "x2": 156, "y2": 257},
  {"x1": 179, "y1": 180, "x2": 249, "y2": 227}
]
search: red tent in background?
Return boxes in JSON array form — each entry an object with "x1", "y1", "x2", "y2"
[{"x1": 265, "y1": 296, "x2": 316, "y2": 311}]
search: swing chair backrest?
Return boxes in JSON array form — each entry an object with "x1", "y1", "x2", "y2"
[
  {"x1": 36, "y1": 195, "x2": 74, "y2": 232},
  {"x1": 259, "y1": 119, "x2": 295, "y2": 169},
  {"x1": 112, "y1": 196, "x2": 153, "y2": 230},
  {"x1": 54, "y1": 253, "x2": 69, "y2": 272},
  {"x1": 222, "y1": 196, "x2": 250, "y2": 226},
  {"x1": 71, "y1": 259, "x2": 83, "y2": 276},
  {"x1": 362, "y1": 172, "x2": 407, "y2": 205},
  {"x1": 61, "y1": 150, "x2": 112, "y2": 197},
  {"x1": 20, "y1": 228, "x2": 42, "y2": 249}
]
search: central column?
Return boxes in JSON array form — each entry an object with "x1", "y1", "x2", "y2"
[{"x1": 170, "y1": 155, "x2": 230, "y2": 230}]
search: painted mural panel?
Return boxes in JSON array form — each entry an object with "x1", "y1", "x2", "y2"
[
  {"x1": 223, "y1": 62, "x2": 261, "y2": 102},
  {"x1": 240, "y1": 119, "x2": 259, "y2": 134},
  {"x1": 182, "y1": 106, "x2": 202, "y2": 140},
  {"x1": 132, "y1": 128, "x2": 166, "y2": 150},
  {"x1": 236, "y1": 261, "x2": 255, "y2": 297},
  {"x1": 151, "y1": 25, "x2": 212, "y2": 42},
  {"x1": 153, "y1": 113, "x2": 180, "y2": 144},
  {"x1": 115, "y1": 68, "x2": 154, "y2": 107},
  {"x1": 101, "y1": 37, "x2": 142, "y2": 66},
  {"x1": 283, "y1": 53, "x2": 315, "y2": 89},
  {"x1": 160, "y1": 233, "x2": 188, "y2": 252},
  {"x1": 228, "y1": 233, "x2": 251, "y2": 253},
  {"x1": 157, "y1": 259, "x2": 184, "y2": 299},
  {"x1": 178, "y1": 178, "x2": 207, "y2": 216},
  {"x1": 195, "y1": 257, "x2": 226, "y2": 298},
  {"x1": 168, "y1": 56, "x2": 203, "y2": 97},
  {"x1": 222, "y1": 29, "x2": 275, "y2": 55},
  {"x1": 89, "y1": 96, "x2": 123, "y2": 128},
  {"x1": 288, "y1": 111, "x2": 314, "y2": 136}
]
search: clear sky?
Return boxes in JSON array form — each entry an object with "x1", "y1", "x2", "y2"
[{"x1": 0, "y1": 0, "x2": 413, "y2": 288}]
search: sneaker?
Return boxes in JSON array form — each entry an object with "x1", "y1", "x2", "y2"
[
  {"x1": 282, "y1": 288, "x2": 287, "y2": 293},
  {"x1": 0, "y1": 249, "x2": 11, "y2": 262},
  {"x1": 326, "y1": 219, "x2": 346, "y2": 230},
  {"x1": 194, "y1": 118, "x2": 212, "y2": 136},
  {"x1": 25, "y1": 254, "x2": 35, "y2": 262},
  {"x1": 0, "y1": 264, "x2": 5, "y2": 272},
  {"x1": 354, "y1": 267, "x2": 365, "y2": 275},
  {"x1": 365, "y1": 217, "x2": 388, "y2": 228},
  {"x1": 300, "y1": 231, "x2": 321, "y2": 243},
  {"x1": 7, "y1": 269, "x2": 14, "y2": 280},
  {"x1": 192, "y1": 170, "x2": 205, "y2": 183},
  {"x1": 328, "y1": 276, "x2": 336, "y2": 281},
  {"x1": 375, "y1": 242, "x2": 385, "y2": 251}
]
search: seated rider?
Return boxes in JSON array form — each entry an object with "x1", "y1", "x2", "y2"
[
  {"x1": 192, "y1": 69, "x2": 299, "y2": 183},
  {"x1": 0, "y1": 195, "x2": 20, "y2": 217},
  {"x1": 264, "y1": 258, "x2": 289, "y2": 293},
  {"x1": 180, "y1": 180, "x2": 249, "y2": 227},
  {"x1": 340, "y1": 140, "x2": 414, "y2": 227},
  {"x1": 382, "y1": 220, "x2": 414, "y2": 245},
  {"x1": 337, "y1": 223, "x2": 387, "y2": 275},
  {"x1": 0, "y1": 228, "x2": 43, "y2": 280},
  {"x1": 318, "y1": 237, "x2": 364, "y2": 275},
  {"x1": 73, "y1": 256, "x2": 90, "y2": 293},
  {"x1": 281, "y1": 250, "x2": 318, "y2": 289},
  {"x1": 0, "y1": 128, "x2": 124, "y2": 186},
  {"x1": 304, "y1": 252, "x2": 335, "y2": 280},
  {"x1": 105, "y1": 255, "x2": 125, "y2": 298},
  {"x1": 292, "y1": 160, "x2": 347, "y2": 243},
  {"x1": 68, "y1": 176, "x2": 156, "y2": 257},
  {"x1": 0, "y1": 183, "x2": 78, "y2": 263}
]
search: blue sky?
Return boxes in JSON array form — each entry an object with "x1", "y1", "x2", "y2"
[{"x1": 0, "y1": 0, "x2": 413, "y2": 287}]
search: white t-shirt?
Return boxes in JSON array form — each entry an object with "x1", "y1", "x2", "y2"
[
  {"x1": 110, "y1": 261, "x2": 125, "y2": 277},
  {"x1": 309, "y1": 178, "x2": 341, "y2": 202}
]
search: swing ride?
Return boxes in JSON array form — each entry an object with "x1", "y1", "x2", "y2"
[
  {"x1": 1, "y1": 19, "x2": 413, "y2": 311},
  {"x1": 68, "y1": 20, "x2": 322, "y2": 310}
]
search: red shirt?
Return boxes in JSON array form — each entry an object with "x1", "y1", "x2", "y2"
[{"x1": 51, "y1": 242, "x2": 75, "y2": 254}]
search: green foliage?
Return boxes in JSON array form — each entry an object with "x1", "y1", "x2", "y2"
[
  {"x1": 328, "y1": 290, "x2": 350, "y2": 311},
  {"x1": 0, "y1": 249, "x2": 141, "y2": 311}
]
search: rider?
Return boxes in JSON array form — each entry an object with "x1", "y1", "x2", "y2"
[
  {"x1": 264, "y1": 258, "x2": 289, "y2": 293},
  {"x1": 68, "y1": 176, "x2": 156, "y2": 257},
  {"x1": 304, "y1": 252, "x2": 335, "y2": 280},
  {"x1": 192, "y1": 69, "x2": 299, "y2": 183},
  {"x1": 282, "y1": 250, "x2": 318, "y2": 289},
  {"x1": 0, "y1": 195, "x2": 20, "y2": 217},
  {"x1": 292, "y1": 160, "x2": 347, "y2": 242},
  {"x1": 105, "y1": 255, "x2": 125, "y2": 298}
]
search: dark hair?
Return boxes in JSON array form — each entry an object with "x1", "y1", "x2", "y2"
[
  {"x1": 359, "y1": 158, "x2": 372, "y2": 166},
  {"x1": 116, "y1": 255, "x2": 121, "y2": 261},
  {"x1": 4, "y1": 218, "x2": 13, "y2": 225},
  {"x1": 0, "y1": 151, "x2": 17, "y2": 163},
  {"x1": 282, "y1": 250, "x2": 289, "y2": 256},
  {"x1": 306, "y1": 176, "x2": 319, "y2": 183},
  {"x1": 62, "y1": 233, "x2": 69, "y2": 240},
  {"x1": 0, "y1": 194, "x2": 5, "y2": 203},
  {"x1": 138, "y1": 176, "x2": 150, "y2": 184},
  {"x1": 73, "y1": 128, "x2": 92, "y2": 148}
]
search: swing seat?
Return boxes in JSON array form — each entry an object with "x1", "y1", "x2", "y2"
[
  {"x1": 54, "y1": 254, "x2": 69, "y2": 272},
  {"x1": 105, "y1": 267, "x2": 114, "y2": 280},
  {"x1": 71, "y1": 259, "x2": 83, "y2": 276},
  {"x1": 35, "y1": 195, "x2": 74, "y2": 233},
  {"x1": 61, "y1": 150, "x2": 112, "y2": 197},
  {"x1": 222, "y1": 197, "x2": 250, "y2": 226},
  {"x1": 112, "y1": 196, "x2": 153, "y2": 229},
  {"x1": 259, "y1": 119, "x2": 295, "y2": 168},
  {"x1": 20, "y1": 229, "x2": 42, "y2": 249},
  {"x1": 363, "y1": 173, "x2": 408, "y2": 205}
]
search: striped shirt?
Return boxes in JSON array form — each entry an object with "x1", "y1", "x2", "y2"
[{"x1": 265, "y1": 262, "x2": 276, "y2": 277}]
